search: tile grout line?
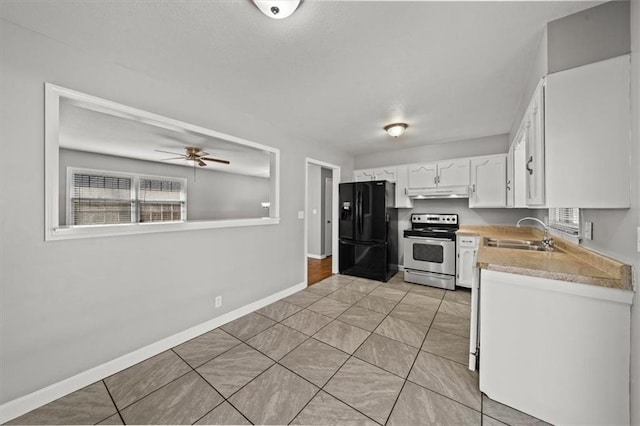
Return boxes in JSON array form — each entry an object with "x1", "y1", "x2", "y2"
[
  {"x1": 380, "y1": 289, "x2": 445, "y2": 425},
  {"x1": 102, "y1": 354, "x2": 195, "y2": 416},
  {"x1": 98, "y1": 380, "x2": 125, "y2": 425},
  {"x1": 288, "y1": 279, "x2": 432, "y2": 424},
  {"x1": 398, "y1": 290, "x2": 485, "y2": 417},
  {"x1": 169, "y1": 348, "x2": 255, "y2": 426},
  {"x1": 281, "y1": 278, "x2": 386, "y2": 425}
]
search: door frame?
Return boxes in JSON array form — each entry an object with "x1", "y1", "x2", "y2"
[
  {"x1": 304, "y1": 158, "x2": 341, "y2": 284},
  {"x1": 323, "y1": 177, "x2": 333, "y2": 257}
]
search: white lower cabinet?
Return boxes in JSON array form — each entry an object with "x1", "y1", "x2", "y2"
[
  {"x1": 469, "y1": 154, "x2": 506, "y2": 208},
  {"x1": 479, "y1": 270, "x2": 632, "y2": 425},
  {"x1": 456, "y1": 236, "x2": 478, "y2": 288}
]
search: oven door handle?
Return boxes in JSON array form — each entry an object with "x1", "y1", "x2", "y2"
[{"x1": 405, "y1": 236, "x2": 453, "y2": 242}]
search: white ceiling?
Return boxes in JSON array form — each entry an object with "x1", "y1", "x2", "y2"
[
  {"x1": 59, "y1": 99, "x2": 272, "y2": 177},
  {"x1": 1, "y1": 1, "x2": 600, "y2": 155}
]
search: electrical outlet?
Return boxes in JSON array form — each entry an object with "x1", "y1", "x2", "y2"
[
  {"x1": 584, "y1": 221, "x2": 593, "y2": 240},
  {"x1": 312, "y1": 209, "x2": 317, "y2": 215},
  {"x1": 215, "y1": 296, "x2": 222, "y2": 308}
]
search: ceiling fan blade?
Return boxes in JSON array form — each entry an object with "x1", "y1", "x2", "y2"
[
  {"x1": 160, "y1": 156, "x2": 186, "y2": 161},
  {"x1": 198, "y1": 159, "x2": 207, "y2": 167},
  {"x1": 155, "y1": 149, "x2": 185, "y2": 156},
  {"x1": 201, "y1": 157, "x2": 231, "y2": 165}
]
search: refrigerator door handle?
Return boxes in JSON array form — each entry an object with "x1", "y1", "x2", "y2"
[
  {"x1": 357, "y1": 190, "x2": 363, "y2": 236},
  {"x1": 355, "y1": 190, "x2": 360, "y2": 239}
]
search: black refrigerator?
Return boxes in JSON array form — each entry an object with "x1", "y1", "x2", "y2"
[{"x1": 339, "y1": 180, "x2": 398, "y2": 282}]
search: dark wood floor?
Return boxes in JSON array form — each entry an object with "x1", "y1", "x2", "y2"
[{"x1": 307, "y1": 256, "x2": 333, "y2": 286}]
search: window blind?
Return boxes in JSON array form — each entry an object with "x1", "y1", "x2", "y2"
[
  {"x1": 71, "y1": 173, "x2": 133, "y2": 225},
  {"x1": 549, "y1": 208, "x2": 580, "y2": 236},
  {"x1": 138, "y1": 178, "x2": 184, "y2": 223}
]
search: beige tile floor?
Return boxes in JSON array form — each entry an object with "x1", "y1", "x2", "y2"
[{"x1": 7, "y1": 274, "x2": 550, "y2": 425}]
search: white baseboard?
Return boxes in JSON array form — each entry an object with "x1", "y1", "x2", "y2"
[
  {"x1": 307, "y1": 253, "x2": 326, "y2": 260},
  {"x1": 0, "y1": 281, "x2": 306, "y2": 424}
]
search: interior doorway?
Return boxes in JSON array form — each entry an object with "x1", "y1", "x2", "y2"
[{"x1": 304, "y1": 158, "x2": 340, "y2": 286}]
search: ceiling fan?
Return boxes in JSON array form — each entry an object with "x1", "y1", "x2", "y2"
[{"x1": 155, "y1": 146, "x2": 230, "y2": 167}]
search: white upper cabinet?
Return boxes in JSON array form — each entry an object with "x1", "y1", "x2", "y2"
[
  {"x1": 525, "y1": 80, "x2": 545, "y2": 206},
  {"x1": 437, "y1": 159, "x2": 470, "y2": 187},
  {"x1": 408, "y1": 160, "x2": 469, "y2": 190},
  {"x1": 394, "y1": 166, "x2": 413, "y2": 208},
  {"x1": 506, "y1": 144, "x2": 515, "y2": 208},
  {"x1": 469, "y1": 154, "x2": 507, "y2": 208},
  {"x1": 354, "y1": 169, "x2": 374, "y2": 182},
  {"x1": 373, "y1": 167, "x2": 397, "y2": 182},
  {"x1": 513, "y1": 55, "x2": 631, "y2": 208},
  {"x1": 408, "y1": 164, "x2": 438, "y2": 189},
  {"x1": 513, "y1": 142, "x2": 527, "y2": 208},
  {"x1": 544, "y1": 55, "x2": 630, "y2": 208}
]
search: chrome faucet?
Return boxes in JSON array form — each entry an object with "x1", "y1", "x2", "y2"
[{"x1": 516, "y1": 217, "x2": 554, "y2": 251}]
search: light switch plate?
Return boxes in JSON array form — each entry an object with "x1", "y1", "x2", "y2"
[
  {"x1": 584, "y1": 221, "x2": 593, "y2": 240},
  {"x1": 298, "y1": 211, "x2": 304, "y2": 219},
  {"x1": 312, "y1": 209, "x2": 317, "y2": 215}
]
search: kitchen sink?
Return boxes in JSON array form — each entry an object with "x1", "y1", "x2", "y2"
[{"x1": 484, "y1": 238, "x2": 552, "y2": 252}]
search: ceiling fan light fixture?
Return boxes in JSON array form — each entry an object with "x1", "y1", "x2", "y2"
[
  {"x1": 252, "y1": 0, "x2": 301, "y2": 19},
  {"x1": 384, "y1": 122, "x2": 408, "y2": 138}
]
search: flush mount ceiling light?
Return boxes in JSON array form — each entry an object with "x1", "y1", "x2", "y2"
[
  {"x1": 252, "y1": 0, "x2": 301, "y2": 19},
  {"x1": 384, "y1": 122, "x2": 408, "y2": 138}
]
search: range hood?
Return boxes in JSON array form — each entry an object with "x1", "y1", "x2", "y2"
[{"x1": 406, "y1": 186, "x2": 469, "y2": 199}]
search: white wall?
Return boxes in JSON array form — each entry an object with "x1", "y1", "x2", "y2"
[
  {"x1": 509, "y1": 27, "x2": 548, "y2": 141},
  {"x1": 306, "y1": 163, "x2": 322, "y2": 257},
  {"x1": 547, "y1": 0, "x2": 630, "y2": 74},
  {"x1": 354, "y1": 134, "x2": 510, "y2": 169},
  {"x1": 0, "y1": 19, "x2": 353, "y2": 405},
  {"x1": 630, "y1": 1, "x2": 639, "y2": 423},
  {"x1": 59, "y1": 149, "x2": 270, "y2": 223}
]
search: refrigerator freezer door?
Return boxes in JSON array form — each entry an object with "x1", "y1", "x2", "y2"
[{"x1": 339, "y1": 240, "x2": 389, "y2": 281}]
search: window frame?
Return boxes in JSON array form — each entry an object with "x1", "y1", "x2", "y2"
[
  {"x1": 66, "y1": 167, "x2": 188, "y2": 227},
  {"x1": 45, "y1": 83, "x2": 280, "y2": 241}
]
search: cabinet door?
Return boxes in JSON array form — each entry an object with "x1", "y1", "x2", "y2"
[
  {"x1": 407, "y1": 164, "x2": 437, "y2": 189},
  {"x1": 456, "y1": 246, "x2": 476, "y2": 288},
  {"x1": 513, "y1": 141, "x2": 527, "y2": 208},
  {"x1": 545, "y1": 55, "x2": 630, "y2": 208},
  {"x1": 373, "y1": 167, "x2": 397, "y2": 182},
  {"x1": 394, "y1": 166, "x2": 413, "y2": 208},
  {"x1": 469, "y1": 155, "x2": 507, "y2": 208},
  {"x1": 437, "y1": 159, "x2": 470, "y2": 187},
  {"x1": 354, "y1": 169, "x2": 374, "y2": 182},
  {"x1": 506, "y1": 144, "x2": 514, "y2": 208},
  {"x1": 525, "y1": 81, "x2": 545, "y2": 206}
]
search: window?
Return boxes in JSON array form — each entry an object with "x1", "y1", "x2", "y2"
[
  {"x1": 138, "y1": 178, "x2": 184, "y2": 223},
  {"x1": 68, "y1": 168, "x2": 186, "y2": 226},
  {"x1": 549, "y1": 207, "x2": 580, "y2": 242}
]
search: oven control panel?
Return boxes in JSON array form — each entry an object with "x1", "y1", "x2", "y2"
[{"x1": 411, "y1": 213, "x2": 458, "y2": 225}]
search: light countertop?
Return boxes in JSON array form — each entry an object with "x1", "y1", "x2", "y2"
[{"x1": 457, "y1": 225, "x2": 632, "y2": 290}]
